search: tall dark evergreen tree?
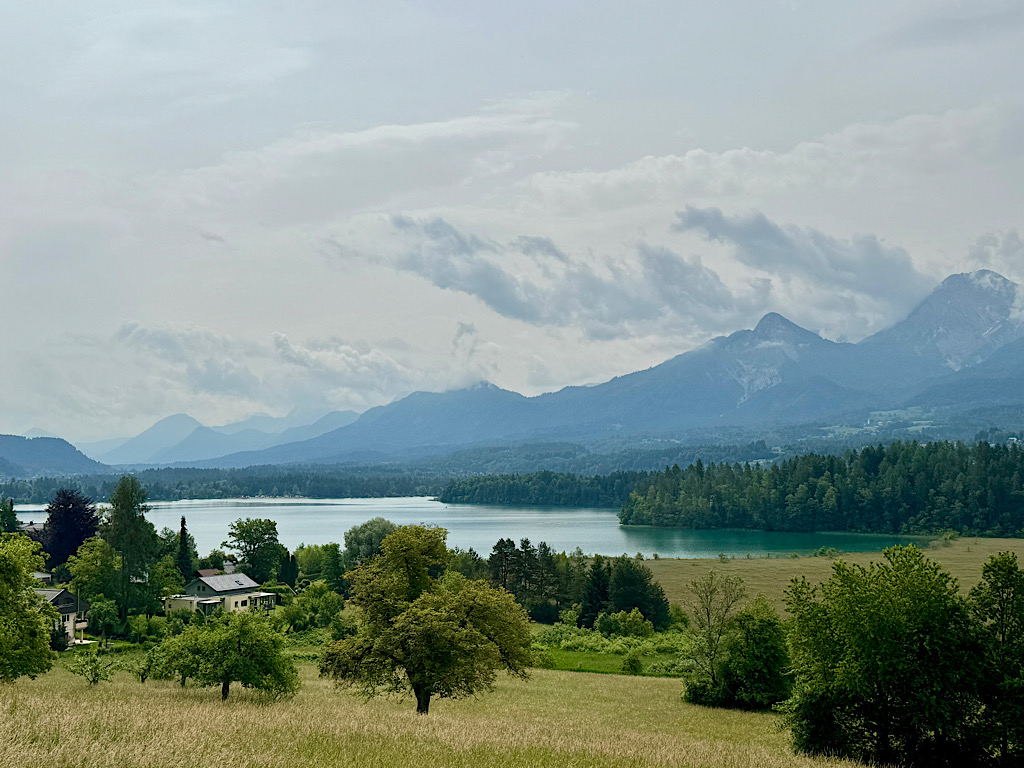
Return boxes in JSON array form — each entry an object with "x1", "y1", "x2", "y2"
[
  {"x1": 41, "y1": 489, "x2": 99, "y2": 568},
  {"x1": 580, "y1": 555, "x2": 611, "y2": 628},
  {"x1": 322, "y1": 543, "x2": 344, "y2": 594},
  {"x1": 175, "y1": 516, "x2": 195, "y2": 582},
  {"x1": 609, "y1": 556, "x2": 671, "y2": 629},
  {"x1": 101, "y1": 476, "x2": 159, "y2": 617},
  {"x1": 0, "y1": 497, "x2": 19, "y2": 534},
  {"x1": 488, "y1": 538, "x2": 516, "y2": 590}
]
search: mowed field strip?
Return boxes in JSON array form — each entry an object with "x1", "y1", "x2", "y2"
[{"x1": 646, "y1": 537, "x2": 1024, "y2": 610}]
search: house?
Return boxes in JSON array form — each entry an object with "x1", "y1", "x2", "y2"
[
  {"x1": 35, "y1": 588, "x2": 90, "y2": 643},
  {"x1": 163, "y1": 573, "x2": 276, "y2": 615}
]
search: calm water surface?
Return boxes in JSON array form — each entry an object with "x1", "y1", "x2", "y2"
[{"x1": 19, "y1": 496, "x2": 924, "y2": 558}]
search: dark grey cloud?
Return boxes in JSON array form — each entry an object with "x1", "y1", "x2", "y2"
[
  {"x1": 674, "y1": 206, "x2": 933, "y2": 308},
  {"x1": 876, "y1": 5, "x2": 1024, "y2": 51},
  {"x1": 381, "y1": 215, "x2": 767, "y2": 340}
]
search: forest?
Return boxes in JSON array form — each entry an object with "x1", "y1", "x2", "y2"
[
  {"x1": 439, "y1": 470, "x2": 647, "y2": 507},
  {"x1": 619, "y1": 440, "x2": 1024, "y2": 536},
  {"x1": 0, "y1": 466, "x2": 445, "y2": 505}
]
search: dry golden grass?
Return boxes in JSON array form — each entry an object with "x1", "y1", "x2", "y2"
[
  {"x1": 1, "y1": 663, "x2": 860, "y2": 768},
  {"x1": 648, "y1": 536, "x2": 1024, "y2": 611}
]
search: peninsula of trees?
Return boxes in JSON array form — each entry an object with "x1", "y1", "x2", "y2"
[{"x1": 620, "y1": 440, "x2": 1024, "y2": 536}]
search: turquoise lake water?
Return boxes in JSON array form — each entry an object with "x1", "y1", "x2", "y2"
[{"x1": 19, "y1": 496, "x2": 924, "y2": 558}]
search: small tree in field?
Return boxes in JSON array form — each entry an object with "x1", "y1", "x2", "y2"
[
  {"x1": 197, "y1": 611, "x2": 299, "y2": 700},
  {"x1": 320, "y1": 525, "x2": 532, "y2": 714},
  {"x1": 685, "y1": 569, "x2": 745, "y2": 691}
]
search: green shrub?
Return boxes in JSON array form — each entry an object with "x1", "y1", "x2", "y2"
[{"x1": 621, "y1": 650, "x2": 644, "y2": 675}]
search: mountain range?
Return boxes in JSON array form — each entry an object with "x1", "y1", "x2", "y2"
[
  {"x1": 194, "y1": 269, "x2": 1024, "y2": 468},
  {"x1": 3, "y1": 269, "x2": 1023, "y2": 477}
]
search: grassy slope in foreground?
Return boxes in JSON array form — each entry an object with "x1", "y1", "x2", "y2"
[
  {"x1": 1, "y1": 665, "x2": 859, "y2": 768},
  {"x1": 646, "y1": 536, "x2": 1024, "y2": 611}
]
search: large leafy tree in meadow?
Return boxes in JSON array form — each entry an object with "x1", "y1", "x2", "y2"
[
  {"x1": 784, "y1": 545, "x2": 985, "y2": 767},
  {"x1": 320, "y1": 525, "x2": 532, "y2": 714},
  {"x1": 40, "y1": 489, "x2": 99, "y2": 568},
  {"x1": 223, "y1": 518, "x2": 283, "y2": 584},
  {"x1": 101, "y1": 476, "x2": 159, "y2": 617},
  {"x1": 153, "y1": 611, "x2": 298, "y2": 699},
  {"x1": 0, "y1": 533, "x2": 58, "y2": 682}
]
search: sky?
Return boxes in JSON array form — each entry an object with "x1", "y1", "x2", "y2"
[{"x1": 2, "y1": 1, "x2": 1023, "y2": 442}]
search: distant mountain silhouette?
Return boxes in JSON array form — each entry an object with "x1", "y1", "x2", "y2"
[
  {"x1": 96, "y1": 270, "x2": 1024, "y2": 470},
  {"x1": 0, "y1": 435, "x2": 107, "y2": 477}
]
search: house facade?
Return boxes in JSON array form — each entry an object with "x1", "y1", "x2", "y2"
[
  {"x1": 163, "y1": 573, "x2": 276, "y2": 615},
  {"x1": 35, "y1": 588, "x2": 90, "y2": 642}
]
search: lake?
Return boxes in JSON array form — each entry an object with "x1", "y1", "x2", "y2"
[{"x1": 17, "y1": 496, "x2": 924, "y2": 559}]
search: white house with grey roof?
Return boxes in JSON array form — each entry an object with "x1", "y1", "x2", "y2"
[
  {"x1": 35, "y1": 588, "x2": 89, "y2": 643},
  {"x1": 162, "y1": 573, "x2": 276, "y2": 615}
]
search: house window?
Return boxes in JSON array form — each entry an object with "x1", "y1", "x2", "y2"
[{"x1": 241, "y1": 600, "x2": 248, "y2": 607}]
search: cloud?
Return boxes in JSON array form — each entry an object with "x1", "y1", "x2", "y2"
[
  {"x1": 966, "y1": 230, "x2": 1024, "y2": 283},
  {"x1": 346, "y1": 214, "x2": 770, "y2": 341},
  {"x1": 673, "y1": 206, "x2": 935, "y2": 339},
  {"x1": 516, "y1": 108, "x2": 1005, "y2": 214}
]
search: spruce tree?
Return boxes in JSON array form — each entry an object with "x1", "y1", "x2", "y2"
[{"x1": 175, "y1": 516, "x2": 194, "y2": 582}]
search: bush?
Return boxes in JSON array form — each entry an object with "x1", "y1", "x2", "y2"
[
  {"x1": 621, "y1": 649, "x2": 644, "y2": 675},
  {"x1": 531, "y1": 645, "x2": 556, "y2": 669},
  {"x1": 66, "y1": 649, "x2": 116, "y2": 685},
  {"x1": 595, "y1": 608, "x2": 655, "y2": 638},
  {"x1": 49, "y1": 626, "x2": 69, "y2": 652}
]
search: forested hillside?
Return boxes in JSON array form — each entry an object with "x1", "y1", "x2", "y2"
[
  {"x1": 440, "y1": 470, "x2": 647, "y2": 507},
  {"x1": 619, "y1": 441, "x2": 1024, "y2": 536}
]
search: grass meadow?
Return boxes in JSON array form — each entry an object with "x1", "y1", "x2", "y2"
[
  {"x1": 646, "y1": 536, "x2": 1024, "y2": 611},
  {"x1": 1, "y1": 662, "x2": 861, "y2": 768}
]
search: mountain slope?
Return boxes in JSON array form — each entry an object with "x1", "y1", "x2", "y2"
[
  {"x1": 0, "y1": 435, "x2": 108, "y2": 476},
  {"x1": 99, "y1": 414, "x2": 202, "y2": 465},
  {"x1": 862, "y1": 270, "x2": 1024, "y2": 372},
  {"x1": 131, "y1": 270, "x2": 1024, "y2": 469}
]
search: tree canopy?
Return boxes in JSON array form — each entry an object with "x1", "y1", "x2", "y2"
[
  {"x1": 223, "y1": 518, "x2": 282, "y2": 583},
  {"x1": 101, "y1": 476, "x2": 159, "y2": 616},
  {"x1": 40, "y1": 489, "x2": 98, "y2": 568},
  {"x1": 320, "y1": 525, "x2": 532, "y2": 713},
  {"x1": 784, "y1": 545, "x2": 985, "y2": 766},
  {"x1": 0, "y1": 533, "x2": 57, "y2": 682}
]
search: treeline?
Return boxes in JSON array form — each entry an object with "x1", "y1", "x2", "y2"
[
  {"x1": 439, "y1": 470, "x2": 647, "y2": 507},
  {"x1": 450, "y1": 537, "x2": 669, "y2": 627},
  {"x1": 0, "y1": 466, "x2": 446, "y2": 504},
  {"x1": 620, "y1": 440, "x2": 1024, "y2": 536},
  {"x1": 415, "y1": 439, "x2": 774, "y2": 475}
]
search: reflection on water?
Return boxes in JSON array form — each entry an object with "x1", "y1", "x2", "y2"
[{"x1": 18, "y1": 496, "x2": 925, "y2": 559}]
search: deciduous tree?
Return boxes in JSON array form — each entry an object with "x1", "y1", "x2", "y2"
[
  {"x1": 320, "y1": 525, "x2": 531, "y2": 714},
  {"x1": 223, "y1": 518, "x2": 282, "y2": 584},
  {"x1": 784, "y1": 546, "x2": 984, "y2": 767},
  {"x1": 0, "y1": 533, "x2": 57, "y2": 681}
]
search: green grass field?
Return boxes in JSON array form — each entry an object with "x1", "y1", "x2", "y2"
[
  {"x1": 1, "y1": 662, "x2": 860, "y2": 768},
  {"x1": 646, "y1": 536, "x2": 1024, "y2": 611}
]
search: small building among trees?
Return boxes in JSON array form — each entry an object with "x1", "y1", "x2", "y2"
[
  {"x1": 163, "y1": 573, "x2": 275, "y2": 615},
  {"x1": 34, "y1": 587, "x2": 89, "y2": 643}
]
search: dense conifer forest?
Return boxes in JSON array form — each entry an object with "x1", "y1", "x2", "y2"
[
  {"x1": 439, "y1": 470, "x2": 647, "y2": 507},
  {"x1": 619, "y1": 441, "x2": 1024, "y2": 536}
]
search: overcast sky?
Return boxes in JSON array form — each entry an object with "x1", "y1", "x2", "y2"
[{"x1": 2, "y1": 1, "x2": 1023, "y2": 442}]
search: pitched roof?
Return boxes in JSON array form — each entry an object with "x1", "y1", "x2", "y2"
[
  {"x1": 195, "y1": 573, "x2": 259, "y2": 592},
  {"x1": 196, "y1": 568, "x2": 223, "y2": 577}
]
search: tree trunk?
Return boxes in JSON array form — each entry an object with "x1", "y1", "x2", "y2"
[
  {"x1": 414, "y1": 684, "x2": 431, "y2": 714},
  {"x1": 221, "y1": 680, "x2": 231, "y2": 700}
]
